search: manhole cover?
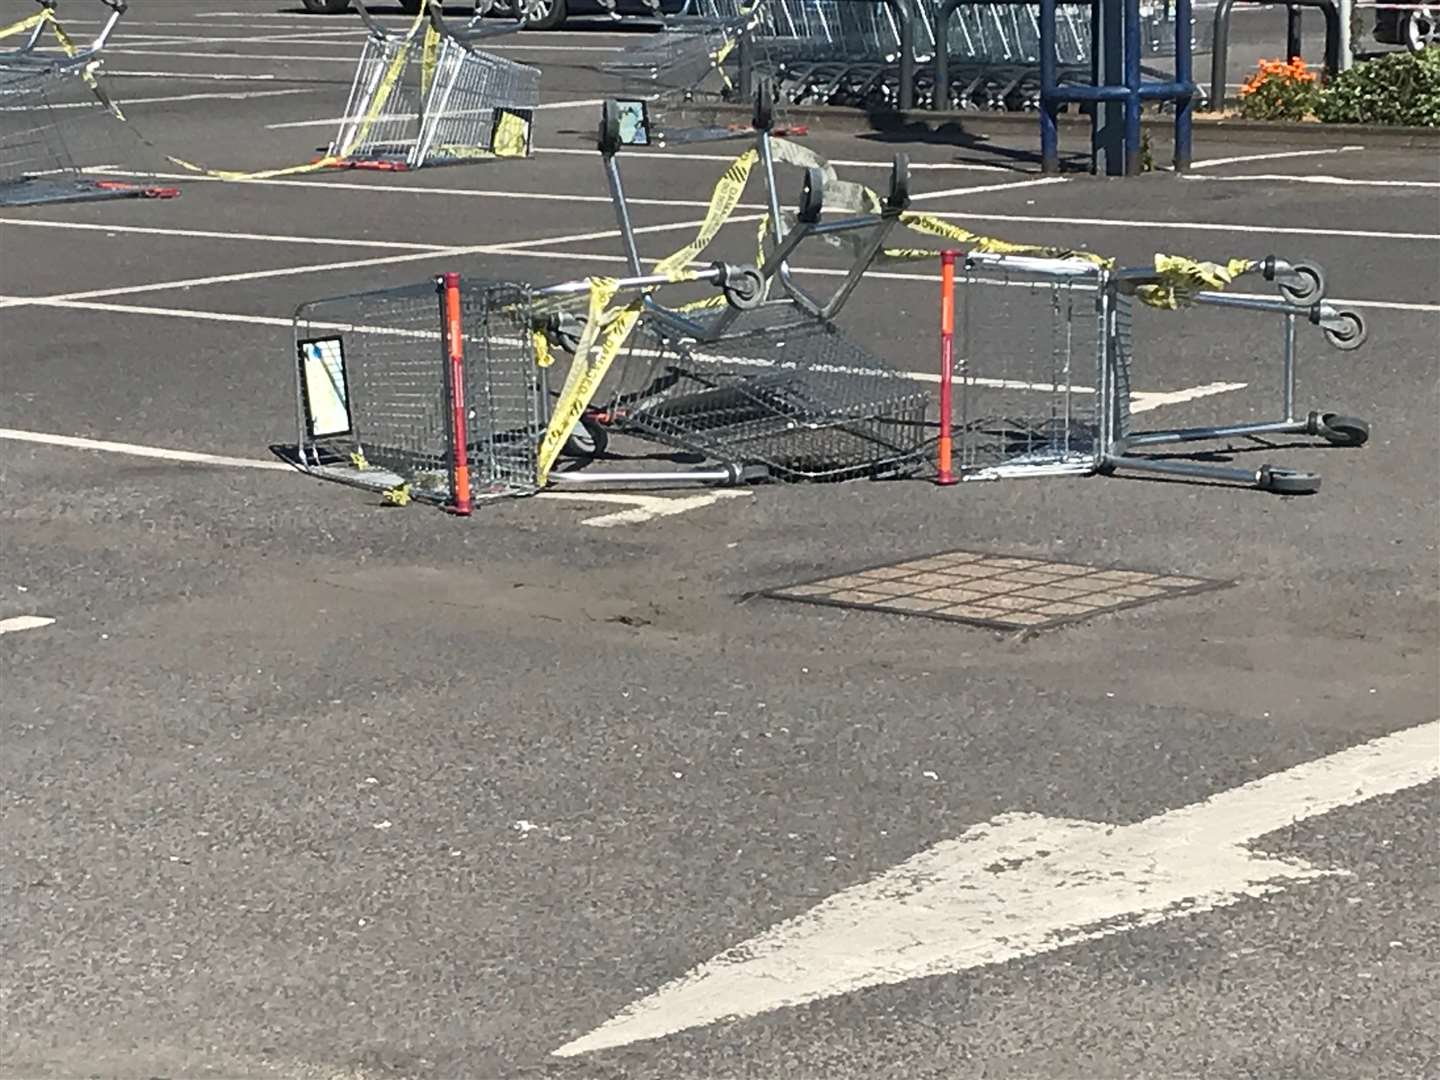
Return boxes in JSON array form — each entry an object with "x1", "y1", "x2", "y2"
[{"x1": 764, "y1": 549, "x2": 1229, "y2": 631}]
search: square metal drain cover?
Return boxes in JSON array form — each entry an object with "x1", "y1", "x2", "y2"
[{"x1": 765, "y1": 549, "x2": 1229, "y2": 631}]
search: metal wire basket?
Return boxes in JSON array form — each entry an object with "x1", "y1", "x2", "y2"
[
  {"x1": 292, "y1": 277, "x2": 544, "y2": 505},
  {"x1": 598, "y1": 19, "x2": 756, "y2": 146},
  {"x1": 952, "y1": 251, "x2": 1371, "y2": 495},
  {"x1": 597, "y1": 304, "x2": 933, "y2": 482},
  {"x1": 0, "y1": 0, "x2": 162, "y2": 206},
  {"x1": 955, "y1": 255, "x2": 1108, "y2": 478},
  {"x1": 329, "y1": 0, "x2": 540, "y2": 169}
]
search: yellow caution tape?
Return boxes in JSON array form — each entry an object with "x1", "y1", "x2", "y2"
[
  {"x1": 534, "y1": 144, "x2": 762, "y2": 483},
  {"x1": 536, "y1": 276, "x2": 625, "y2": 483},
  {"x1": 533, "y1": 328, "x2": 557, "y2": 369},
  {"x1": 85, "y1": 0, "x2": 447, "y2": 182},
  {"x1": 5, "y1": 6, "x2": 134, "y2": 127},
  {"x1": 350, "y1": 450, "x2": 370, "y2": 470},
  {"x1": 767, "y1": 147, "x2": 1259, "y2": 310},
  {"x1": 1136, "y1": 255, "x2": 1259, "y2": 309},
  {"x1": 0, "y1": 8, "x2": 52, "y2": 42},
  {"x1": 383, "y1": 484, "x2": 412, "y2": 506},
  {"x1": 529, "y1": 138, "x2": 1267, "y2": 485},
  {"x1": 420, "y1": 21, "x2": 441, "y2": 103}
]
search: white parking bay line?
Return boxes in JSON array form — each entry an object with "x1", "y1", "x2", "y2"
[
  {"x1": 0, "y1": 428, "x2": 295, "y2": 472},
  {"x1": 535, "y1": 145, "x2": 1010, "y2": 173},
  {"x1": 267, "y1": 98, "x2": 604, "y2": 130},
  {"x1": 6, "y1": 87, "x2": 316, "y2": 111},
  {"x1": 1190, "y1": 146, "x2": 1364, "y2": 170},
  {"x1": 1187, "y1": 173, "x2": 1440, "y2": 190},
  {"x1": 907, "y1": 176, "x2": 1069, "y2": 202},
  {"x1": 0, "y1": 615, "x2": 56, "y2": 636},
  {"x1": 0, "y1": 428, "x2": 747, "y2": 528},
  {"x1": 0, "y1": 294, "x2": 1253, "y2": 410}
]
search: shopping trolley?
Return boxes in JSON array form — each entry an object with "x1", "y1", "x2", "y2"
[
  {"x1": 327, "y1": 0, "x2": 540, "y2": 170},
  {"x1": 597, "y1": 1, "x2": 769, "y2": 146},
  {"x1": 744, "y1": 0, "x2": 920, "y2": 111},
  {"x1": 286, "y1": 94, "x2": 931, "y2": 511},
  {"x1": 552, "y1": 95, "x2": 930, "y2": 484},
  {"x1": 0, "y1": 0, "x2": 169, "y2": 206},
  {"x1": 946, "y1": 251, "x2": 1369, "y2": 494}
]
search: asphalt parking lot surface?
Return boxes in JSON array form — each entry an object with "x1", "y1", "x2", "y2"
[{"x1": 2, "y1": 3, "x2": 1437, "y2": 1078}]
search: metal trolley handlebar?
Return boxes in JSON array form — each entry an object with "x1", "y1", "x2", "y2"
[{"x1": 1, "y1": 0, "x2": 127, "y2": 68}]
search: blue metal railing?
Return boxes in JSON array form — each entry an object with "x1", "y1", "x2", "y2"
[{"x1": 1039, "y1": 0, "x2": 1196, "y2": 174}]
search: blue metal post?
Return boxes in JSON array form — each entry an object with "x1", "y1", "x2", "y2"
[
  {"x1": 1040, "y1": 0, "x2": 1060, "y2": 174},
  {"x1": 1095, "y1": 0, "x2": 1126, "y2": 175},
  {"x1": 1124, "y1": 0, "x2": 1142, "y2": 175},
  {"x1": 1174, "y1": 0, "x2": 1193, "y2": 170}
]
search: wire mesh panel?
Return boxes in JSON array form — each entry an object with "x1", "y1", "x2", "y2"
[
  {"x1": 418, "y1": 37, "x2": 539, "y2": 164},
  {"x1": 294, "y1": 283, "x2": 456, "y2": 499},
  {"x1": 955, "y1": 257, "x2": 1108, "y2": 478},
  {"x1": 328, "y1": 29, "x2": 426, "y2": 167},
  {"x1": 751, "y1": 0, "x2": 911, "y2": 110},
  {"x1": 329, "y1": 27, "x2": 539, "y2": 168},
  {"x1": 0, "y1": 66, "x2": 74, "y2": 192},
  {"x1": 456, "y1": 280, "x2": 544, "y2": 495},
  {"x1": 0, "y1": 61, "x2": 154, "y2": 205},
  {"x1": 293, "y1": 278, "x2": 544, "y2": 504},
  {"x1": 599, "y1": 21, "x2": 754, "y2": 146},
  {"x1": 599, "y1": 305, "x2": 932, "y2": 481}
]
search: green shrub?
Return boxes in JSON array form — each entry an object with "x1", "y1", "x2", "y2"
[{"x1": 1316, "y1": 47, "x2": 1440, "y2": 126}]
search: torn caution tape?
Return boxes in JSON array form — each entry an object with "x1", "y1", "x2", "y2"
[{"x1": 534, "y1": 145, "x2": 761, "y2": 484}]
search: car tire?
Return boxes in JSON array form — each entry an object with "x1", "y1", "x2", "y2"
[
  {"x1": 301, "y1": 0, "x2": 353, "y2": 12},
  {"x1": 512, "y1": 0, "x2": 568, "y2": 30}
]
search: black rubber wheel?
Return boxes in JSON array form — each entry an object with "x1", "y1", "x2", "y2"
[
  {"x1": 1278, "y1": 262, "x2": 1325, "y2": 306},
  {"x1": 1324, "y1": 310, "x2": 1368, "y2": 352},
  {"x1": 1259, "y1": 465, "x2": 1321, "y2": 495},
  {"x1": 563, "y1": 415, "x2": 609, "y2": 459},
  {"x1": 301, "y1": 0, "x2": 353, "y2": 13},
  {"x1": 1317, "y1": 413, "x2": 1370, "y2": 447},
  {"x1": 511, "y1": 0, "x2": 567, "y2": 29}
]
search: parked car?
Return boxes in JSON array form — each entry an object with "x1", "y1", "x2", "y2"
[{"x1": 299, "y1": 0, "x2": 686, "y2": 32}]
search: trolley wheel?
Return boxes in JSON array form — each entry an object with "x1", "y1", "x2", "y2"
[
  {"x1": 1315, "y1": 413, "x2": 1370, "y2": 447},
  {"x1": 301, "y1": 0, "x2": 353, "y2": 11},
  {"x1": 1278, "y1": 261, "x2": 1326, "y2": 305},
  {"x1": 1323, "y1": 310, "x2": 1368, "y2": 352},
  {"x1": 1259, "y1": 465, "x2": 1320, "y2": 495},
  {"x1": 563, "y1": 415, "x2": 609, "y2": 459},
  {"x1": 754, "y1": 80, "x2": 775, "y2": 132},
  {"x1": 721, "y1": 265, "x2": 765, "y2": 310}
]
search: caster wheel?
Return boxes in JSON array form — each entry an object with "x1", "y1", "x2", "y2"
[
  {"x1": 1259, "y1": 465, "x2": 1320, "y2": 495},
  {"x1": 1315, "y1": 413, "x2": 1370, "y2": 447},
  {"x1": 1324, "y1": 310, "x2": 1367, "y2": 351},
  {"x1": 1278, "y1": 261, "x2": 1326, "y2": 305},
  {"x1": 563, "y1": 414, "x2": 609, "y2": 459}
]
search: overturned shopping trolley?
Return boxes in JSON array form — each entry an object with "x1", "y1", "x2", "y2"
[
  {"x1": 597, "y1": 6, "x2": 762, "y2": 146},
  {"x1": 941, "y1": 251, "x2": 1370, "y2": 494},
  {"x1": 0, "y1": 0, "x2": 174, "y2": 206},
  {"x1": 285, "y1": 97, "x2": 931, "y2": 511},
  {"x1": 327, "y1": 0, "x2": 540, "y2": 170}
]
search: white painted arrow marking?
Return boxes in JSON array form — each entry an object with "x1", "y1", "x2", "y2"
[
  {"x1": 0, "y1": 615, "x2": 56, "y2": 636},
  {"x1": 555, "y1": 720, "x2": 1440, "y2": 1058}
]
